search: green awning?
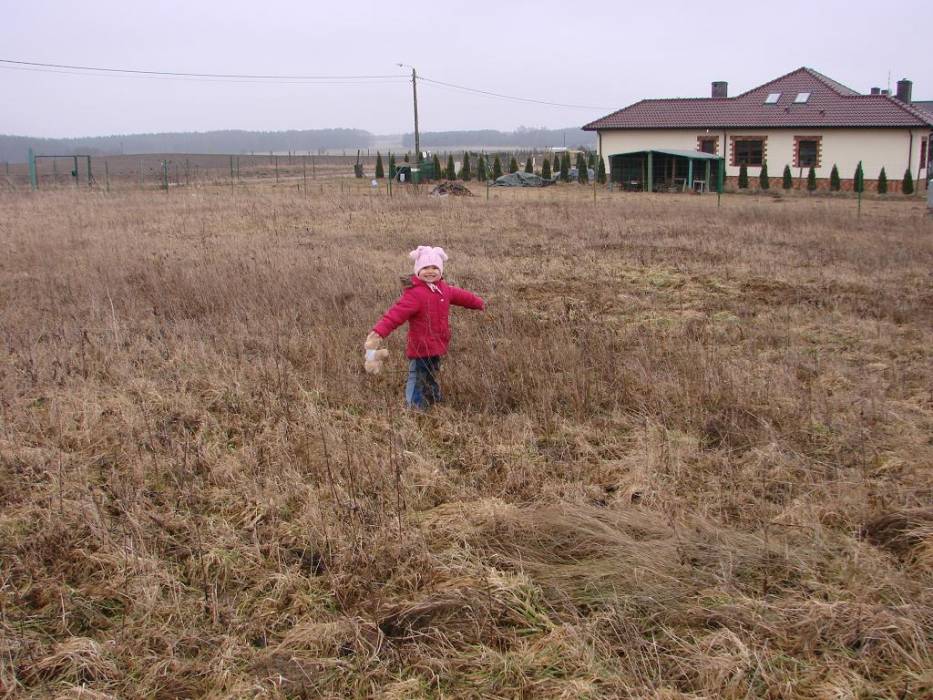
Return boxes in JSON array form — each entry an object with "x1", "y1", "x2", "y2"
[{"x1": 608, "y1": 148, "x2": 721, "y2": 160}]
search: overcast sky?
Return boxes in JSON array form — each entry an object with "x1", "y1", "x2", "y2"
[{"x1": 2, "y1": 0, "x2": 930, "y2": 139}]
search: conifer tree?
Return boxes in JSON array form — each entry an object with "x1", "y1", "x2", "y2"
[
  {"x1": 509, "y1": 156, "x2": 519, "y2": 173},
  {"x1": 738, "y1": 164, "x2": 748, "y2": 189},
  {"x1": 404, "y1": 152, "x2": 410, "y2": 163},
  {"x1": 541, "y1": 157, "x2": 552, "y2": 179},
  {"x1": 447, "y1": 154, "x2": 456, "y2": 180},
  {"x1": 759, "y1": 161, "x2": 769, "y2": 190},
  {"x1": 854, "y1": 162, "x2": 864, "y2": 193},
  {"x1": 560, "y1": 152, "x2": 571, "y2": 182},
  {"x1": 829, "y1": 164, "x2": 841, "y2": 191},
  {"x1": 389, "y1": 153, "x2": 396, "y2": 180},
  {"x1": 525, "y1": 157, "x2": 533, "y2": 174},
  {"x1": 477, "y1": 155, "x2": 488, "y2": 181},
  {"x1": 806, "y1": 167, "x2": 817, "y2": 192},
  {"x1": 577, "y1": 153, "x2": 588, "y2": 184},
  {"x1": 877, "y1": 167, "x2": 887, "y2": 194},
  {"x1": 461, "y1": 152, "x2": 471, "y2": 181},
  {"x1": 902, "y1": 168, "x2": 914, "y2": 195},
  {"x1": 432, "y1": 153, "x2": 442, "y2": 180},
  {"x1": 782, "y1": 164, "x2": 793, "y2": 190},
  {"x1": 597, "y1": 157, "x2": 606, "y2": 184},
  {"x1": 492, "y1": 155, "x2": 503, "y2": 180},
  {"x1": 587, "y1": 152, "x2": 595, "y2": 169},
  {"x1": 375, "y1": 152, "x2": 384, "y2": 179}
]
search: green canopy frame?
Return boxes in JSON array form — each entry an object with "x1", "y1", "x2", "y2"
[{"x1": 608, "y1": 148, "x2": 725, "y2": 193}]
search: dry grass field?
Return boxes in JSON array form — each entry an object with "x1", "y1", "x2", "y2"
[{"x1": 1, "y1": 182, "x2": 931, "y2": 699}]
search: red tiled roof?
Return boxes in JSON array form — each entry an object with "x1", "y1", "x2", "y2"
[
  {"x1": 913, "y1": 101, "x2": 933, "y2": 120},
  {"x1": 583, "y1": 67, "x2": 933, "y2": 130}
]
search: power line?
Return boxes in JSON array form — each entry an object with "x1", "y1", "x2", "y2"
[
  {"x1": 0, "y1": 58, "x2": 400, "y2": 81},
  {"x1": 0, "y1": 57, "x2": 607, "y2": 111},
  {"x1": 419, "y1": 75, "x2": 609, "y2": 111},
  {"x1": 0, "y1": 64, "x2": 409, "y2": 86}
]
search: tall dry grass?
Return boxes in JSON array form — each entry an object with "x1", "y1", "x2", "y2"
[{"x1": 1, "y1": 183, "x2": 931, "y2": 698}]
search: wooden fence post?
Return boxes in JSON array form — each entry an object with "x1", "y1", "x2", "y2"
[
  {"x1": 28, "y1": 148, "x2": 38, "y2": 190},
  {"x1": 927, "y1": 175, "x2": 932, "y2": 215}
]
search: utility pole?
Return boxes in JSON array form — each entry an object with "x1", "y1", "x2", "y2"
[
  {"x1": 411, "y1": 68, "x2": 420, "y2": 159},
  {"x1": 398, "y1": 64, "x2": 420, "y2": 158}
]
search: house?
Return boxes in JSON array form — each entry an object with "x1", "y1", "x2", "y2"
[{"x1": 583, "y1": 67, "x2": 932, "y2": 192}]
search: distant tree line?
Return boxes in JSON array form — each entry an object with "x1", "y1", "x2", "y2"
[
  {"x1": 1, "y1": 126, "x2": 596, "y2": 164},
  {"x1": 0, "y1": 129, "x2": 372, "y2": 163}
]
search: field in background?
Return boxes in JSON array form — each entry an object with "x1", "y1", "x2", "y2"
[
  {"x1": 1, "y1": 183, "x2": 931, "y2": 698},
  {"x1": 2, "y1": 151, "x2": 564, "y2": 191}
]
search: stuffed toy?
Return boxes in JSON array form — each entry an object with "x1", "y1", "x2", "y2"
[{"x1": 364, "y1": 333, "x2": 389, "y2": 374}]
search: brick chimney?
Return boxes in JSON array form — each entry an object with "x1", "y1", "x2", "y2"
[
  {"x1": 870, "y1": 87, "x2": 881, "y2": 95},
  {"x1": 896, "y1": 79, "x2": 912, "y2": 102},
  {"x1": 711, "y1": 81, "x2": 728, "y2": 98}
]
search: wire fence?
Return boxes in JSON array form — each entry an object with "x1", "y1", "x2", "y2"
[
  {"x1": 2, "y1": 153, "x2": 386, "y2": 191},
  {"x1": 1, "y1": 148, "x2": 589, "y2": 192}
]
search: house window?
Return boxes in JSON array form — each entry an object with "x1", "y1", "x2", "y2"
[
  {"x1": 921, "y1": 138, "x2": 928, "y2": 169},
  {"x1": 764, "y1": 93, "x2": 781, "y2": 104},
  {"x1": 732, "y1": 138, "x2": 765, "y2": 166},
  {"x1": 798, "y1": 141, "x2": 818, "y2": 167},
  {"x1": 794, "y1": 136, "x2": 822, "y2": 168},
  {"x1": 794, "y1": 92, "x2": 811, "y2": 103},
  {"x1": 697, "y1": 136, "x2": 718, "y2": 154}
]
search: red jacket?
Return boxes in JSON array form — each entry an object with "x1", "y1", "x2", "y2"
[{"x1": 372, "y1": 276, "x2": 484, "y2": 358}]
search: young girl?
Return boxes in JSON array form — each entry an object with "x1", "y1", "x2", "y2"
[{"x1": 366, "y1": 246, "x2": 485, "y2": 409}]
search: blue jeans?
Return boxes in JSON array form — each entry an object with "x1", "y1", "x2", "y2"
[{"x1": 405, "y1": 356, "x2": 442, "y2": 409}]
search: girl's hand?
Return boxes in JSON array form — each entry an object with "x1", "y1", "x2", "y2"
[{"x1": 364, "y1": 332, "x2": 383, "y2": 350}]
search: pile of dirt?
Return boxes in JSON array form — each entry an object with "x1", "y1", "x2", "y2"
[{"x1": 430, "y1": 181, "x2": 473, "y2": 196}]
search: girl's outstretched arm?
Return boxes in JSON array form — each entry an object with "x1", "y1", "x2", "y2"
[
  {"x1": 372, "y1": 288, "x2": 420, "y2": 338},
  {"x1": 447, "y1": 285, "x2": 485, "y2": 310}
]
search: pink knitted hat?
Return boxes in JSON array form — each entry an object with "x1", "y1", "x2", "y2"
[{"x1": 410, "y1": 246, "x2": 448, "y2": 274}]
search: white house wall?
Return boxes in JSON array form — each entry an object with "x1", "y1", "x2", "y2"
[{"x1": 598, "y1": 128, "x2": 929, "y2": 181}]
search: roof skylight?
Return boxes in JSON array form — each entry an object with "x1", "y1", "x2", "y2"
[
  {"x1": 764, "y1": 92, "x2": 781, "y2": 104},
  {"x1": 794, "y1": 92, "x2": 811, "y2": 103}
]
